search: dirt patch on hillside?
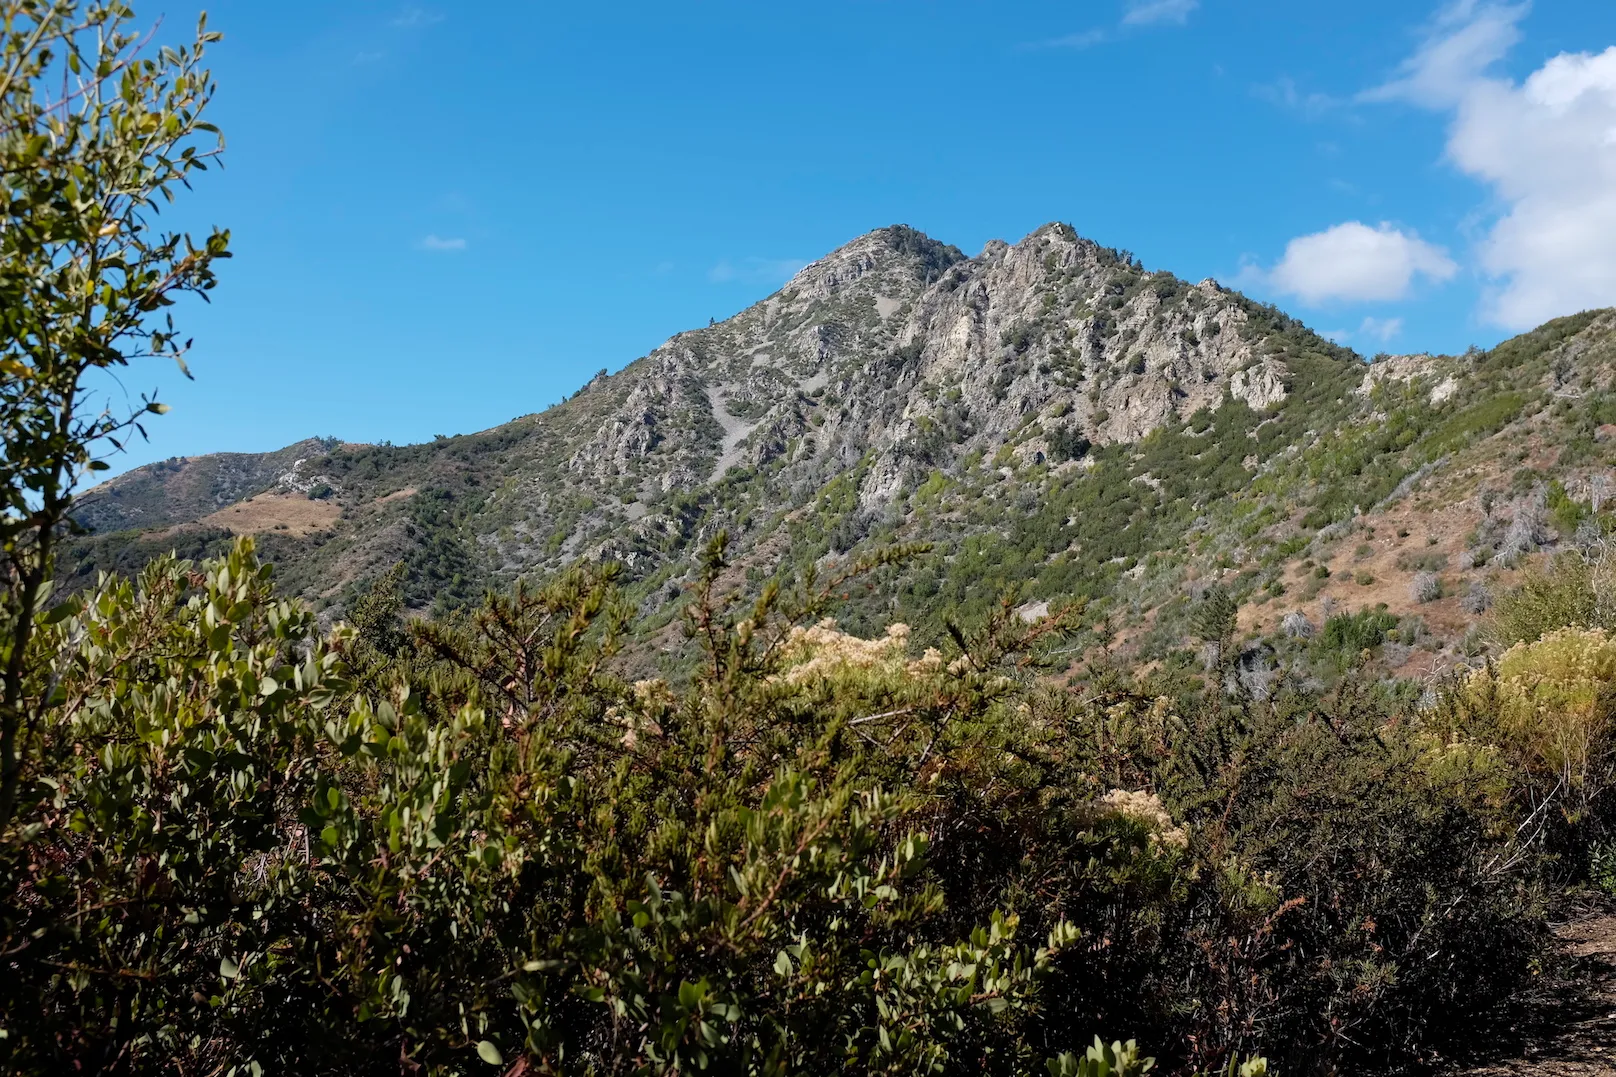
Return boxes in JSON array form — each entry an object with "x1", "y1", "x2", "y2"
[
  {"x1": 1237, "y1": 465, "x2": 1539, "y2": 655},
  {"x1": 191, "y1": 493, "x2": 341, "y2": 537},
  {"x1": 1253, "y1": 498, "x2": 1490, "y2": 635}
]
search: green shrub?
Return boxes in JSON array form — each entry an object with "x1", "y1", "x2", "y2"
[
  {"x1": 1466, "y1": 628, "x2": 1616, "y2": 813},
  {"x1": 1318, "y1": 609, "x2": 1399, "y2": 655},
  {"x1": 1490, "y1": 552, "x2": 1616, "y2": 647},
  {"x1": 0, "y1": 538, "x2": 1107, "y2": 1075},
  {"x1": 1593, "y1": 841, "x2": 1616, "y2": 897},
  {"x1": 3, "y1": 533, "x2": 1559, "y2": 1076}
]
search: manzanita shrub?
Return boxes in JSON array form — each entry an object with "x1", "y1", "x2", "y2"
[
  {"x1": 0, "y1": 531, "x2": 1566, "y2": 1076},
  {"x1": 0, "y1": 539, "x2": 1097, "y2": 1074}
]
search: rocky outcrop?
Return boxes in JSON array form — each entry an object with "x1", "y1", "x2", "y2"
[
  {"x1": 80, "y1": 221, "x2": 1368, "y2": 609},
  {"x1": 1230, "y1": 362, "x2": 1288, "y2": 410}
]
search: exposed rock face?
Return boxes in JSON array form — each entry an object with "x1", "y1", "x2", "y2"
[
  {"x1": 871, "y1": 233, "x2": 1266, "y2": 457},
  {"x1": 276, "y1": 457, "x2": 341, "y2": 498},
  {"x1": 535, "y1": 223, "x2": 1300, "y2": 530},
  {"x1": 1358, "y1": 352, "x2": 1449, "y2": 400},
  {"x1": 548, "y1": 225, "x2": 1310, "y2": 511},
  {"x1": 1230, "y1": 362, "x2": 1288, "y2": 411},
  {"x1": 78, "y1": 222, "x2": 1366, "y2": 611}
]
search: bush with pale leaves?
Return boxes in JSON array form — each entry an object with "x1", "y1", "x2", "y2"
[
  {"x1": 778, "y1": 618, "x2": 944, "y2": 685},
  {"x1": 1468, "y1": 627, "x2": 1616, "y2": 804},
  {"x1": 1098, "y1": 788, "x2": 1190, "y2": 850}
]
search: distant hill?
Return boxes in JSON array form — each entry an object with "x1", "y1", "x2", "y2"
[{"x1": 67, "y1": 222, "x2": 1616, "y2": 678}]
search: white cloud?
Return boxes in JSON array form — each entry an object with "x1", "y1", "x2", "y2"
[
  {"x1": 1364, "y1": 2, "x2": 1616, "y2": 328},
  {"x1": 1122, "y1": 0, "x2": 1198, "y2": 26},
  {"x1": 391, "y1": 7, "x2": 444, "y2": 29},
  {"x1": 1357, "y1": 315, "x2": 1406, "y2": 342},
  {"x1": 1253, "y1": 76, "x2": 1339, "y2": 119},
  {"x1": 1028, "y1": 0, "x2": 1194, "y2": 50},
  {"x1": 1268, "y1": 221, "x2": 1457, "y2": 304},
  {"x1": 1031, "y1": 28, "x2": 1109, "y2": 50},
  {"x1": 708, "y1": 257, "x2": 808, "y2": 285},
  {"x1": 1361, "y1": 0, "x2": 1527, "y2": 107},
  {"x1": 1320, "y1": 317, "x2": 1405, "y2": 347},
  {"x1": 419, "y1": 235, "x2": 467, "y2": 252}
]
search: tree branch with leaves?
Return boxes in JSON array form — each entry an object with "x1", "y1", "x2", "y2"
[{"x1": 0, "y1": 0, "x2": 228, "y2": 828}]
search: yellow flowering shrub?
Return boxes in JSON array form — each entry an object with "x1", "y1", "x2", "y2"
[
  {"x1": 1467, "y1": 627, "x2": 1616, "y2": 796},
  {"x1": 1097, "y1": 788, "x2": 1189, "y2": 850},
  {"x1": 1415, "y1": 733, "x2": 1515, "y2": 828},
  {"x1": 778, "y1": 619, "x2": 943, "y2": 686}
]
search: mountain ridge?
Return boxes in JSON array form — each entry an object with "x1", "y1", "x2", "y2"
[{"x1": 67, "y1": 222, "x2": 1616, "y2": 679}]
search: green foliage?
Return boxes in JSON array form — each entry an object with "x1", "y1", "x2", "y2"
[
  {"x1": 1317, "y1": 609, "x2": 1399, "y2": 657},
  {"x1": 1418, "y1": 392, "x2": 1527, "y2": 456},
  {"x1": 1593, "y1": 840, "x2": 1616, "y2": 897},
  {"x1": 1490, "y1": 552, "x2": 1616, "y2": 648},
  {"x1": 6, "y1": 527, "x2": 1570, "y2": 1075},
  {"x1": 0, "y1": 0, "x2": 229, "y2": 830},
  {"x1": 1546, "y1": 479, "x2": 1587, "y2": 537},
  {"x1": 1047, "y1": 426, "x2": 1092, "y2": 463},
  {"x1": 1, "y1": 541, "x2": 348, "y2": 1070},
  {"x1": 404, "y1": 486, "x2": 486, "y2": 613},
  {"x1": 1048, "y1": 1038, "x2": 1154, "y2": 1077},
  {"x1": 1191, "y1": 585, "x2": 1237, "y2": 652},
  {"x1": 1, "y1": 538, "x2": 1092, "y2": 1074},
  {"x1": 1463, "y1": 627, "x2": 1616, "y2": 821}
]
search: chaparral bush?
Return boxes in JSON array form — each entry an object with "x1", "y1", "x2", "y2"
[
  {"x1": 0, "y1": 530, "x2": 1562, "y2": 1076},
  {"x1": 0, "y1": 3, "x2": 1599, "y2": 1075}
]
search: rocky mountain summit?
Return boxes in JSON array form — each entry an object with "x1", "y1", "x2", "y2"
[
  {"x1": 561, "y1": 222, "x2": 1301, "y2": 514},
  {"x1": 70, "y1": 222, "x2": 1616, "y2": 676}
]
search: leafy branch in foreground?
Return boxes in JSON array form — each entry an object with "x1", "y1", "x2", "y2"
[
  {"x1": 0, "y1": 538, "x2": 1096, "y2": 1074},
  {"x1": 0, "y1": 0, "x2": 229, "y2": 828}
]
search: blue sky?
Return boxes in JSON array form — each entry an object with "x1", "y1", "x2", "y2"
[{"x1": 96, "y1": 0, "x2": 1616, "y2": 478}]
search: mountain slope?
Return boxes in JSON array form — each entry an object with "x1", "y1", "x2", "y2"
[{"x1": 67, "y1": 223, "x2": 1616, "y2": 678}]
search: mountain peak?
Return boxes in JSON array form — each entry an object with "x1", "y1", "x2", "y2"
[
  {"x1": 80, "y1": 225, "x2": 1616, "y2": 680},
  {"x1": 781, "y1": 225, "x2": 965, "y2": 300}
]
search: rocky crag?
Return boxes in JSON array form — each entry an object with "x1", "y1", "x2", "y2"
[{"x1": 69, "y1": 223, "x2": 1616, "y2": 679}]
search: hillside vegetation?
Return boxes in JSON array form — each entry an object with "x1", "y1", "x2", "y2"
[
  {"x1": 9, "y1": 534, "x2": 1616, "y2": 1075},
  {"x1": 71, "y1": 227, "x2": 1616, "y2": 691},
  {"x1": 8, "y1": 4, "x2": 1616, "y2": 1075}
]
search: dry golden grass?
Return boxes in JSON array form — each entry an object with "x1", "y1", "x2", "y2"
[{"x1": 191, "y1": 493, "x2": 341, "y2": 537}]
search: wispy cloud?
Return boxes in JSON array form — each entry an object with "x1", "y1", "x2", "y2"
[
  {"x1": 1359, "y1": 0, "x2": 1527, "y2": 107},
  {"x1": 1357, "y1": 315, "x2": 1406, "y2": 343},
  {"x1": 1252, "y1": 76, "x2": 1341, "y2": 119},
  {"x1": 1320, "y1": 317, "x2": 1405, "y2": 347},
  {"x1": 1122, "y1": 0, "x2": 1199, "y2": 27},
  {"x1": 1355, "y1": 0, "x2": 1616, "y2": 329},
  {"x1": 708, "y1": 257, "x2": 808, "y2": 285},
  {"x1": 391, "y1": 6, "x2": 445, "y2": 30},
  {"x1": 1030, "y1": 28, "x2": 1110, "y2": 50},
  {"x1": 419, "y1": 235, "x2": 467, "y2": 252},
  {"x1": 1026, "y1": 0, "x2": 1197, "y2": 50}
]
